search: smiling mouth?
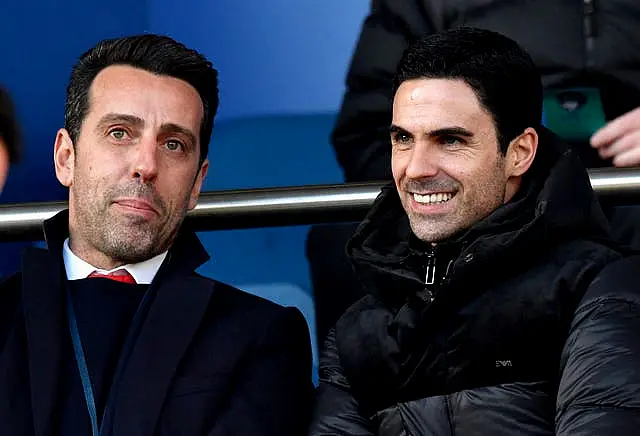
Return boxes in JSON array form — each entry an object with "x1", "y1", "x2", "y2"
[{"x1": 412, "y1": 192, "x2": 455, "y2": 205}]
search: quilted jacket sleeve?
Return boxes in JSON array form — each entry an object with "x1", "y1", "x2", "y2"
[
  {"x1": 308, "y1": 328, "x2": 374, "y2": 435},
  {"x1": 556, "y1": 256, "x2": 640, "y2": 435}
]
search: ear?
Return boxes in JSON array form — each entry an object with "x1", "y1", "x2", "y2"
[
  {"x1": 188, "y1": 158, "x2": 209, "y2": 210},
  {"x1": 54, "y1": 128, "x2": 75, "y2": 187},
  {"x1": 0, "y1": 138, "x2": 9, "y2": 193},
  {"x1": 505, "y1": 127, "x2": 538, "y2": 178}
]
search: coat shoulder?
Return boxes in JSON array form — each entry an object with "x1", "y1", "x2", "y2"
[
  {"x1": 197, "y1": 274, "x2": 293, "y2": 314},
  {"x1": 193, "y1": 274, "x2": 309, "y2": 336}
]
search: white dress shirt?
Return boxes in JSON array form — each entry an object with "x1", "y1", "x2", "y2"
[{"x1": 62, "y1": 238, "x2": 168, "y2": 285}]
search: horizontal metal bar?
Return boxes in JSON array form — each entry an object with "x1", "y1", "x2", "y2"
[
  {"x1": 586, "y1": 167, "x2": 640, "y2": 196},
  {"x1": 0, "y1": 167, "x2": 639, "y2": 242}
]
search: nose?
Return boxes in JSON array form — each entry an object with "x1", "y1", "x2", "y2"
[
  {"x1": 132, "y1": 137, "x2": 159, "y2": 182},
  {"x1": 404, "y1": 142, "x2": 439, "y2": 180}
]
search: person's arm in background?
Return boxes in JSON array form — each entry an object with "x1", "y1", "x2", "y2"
[
  {"x1": 332, "y1": 0, "x2": 441, "y2": 182},
  {"x1": 308, "y1": 328, "x2": 374, "y2": 435},
  {"x1": 591, "y1": 106, "x2": 640, "y2": 167},
  {"x1": 555, "y1": 257, "x2": 640, "y2": 434}
]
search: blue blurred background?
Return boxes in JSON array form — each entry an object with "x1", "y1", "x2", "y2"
[{"x1": 0, "y1": 0, "x2": 368, "y2": 198}]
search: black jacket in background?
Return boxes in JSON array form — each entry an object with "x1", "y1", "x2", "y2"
[
  {"x1": 335, "y1": 0, "x2": 640, "y2": 181},
  {"x1": 309, "y1": 130, "x2": 636, "y2": 434},
  {"x1": 555, "y1": 255, "x2": 640, "y2": 434},
  {"x1": 0, "y1": 211, "x2": 314, "y2": 436}
]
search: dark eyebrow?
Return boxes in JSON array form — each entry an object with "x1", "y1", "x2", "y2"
[
  {"x1": 158, "y1": 123, "x2": 198, "y2": 147},
  {"x1": 427, "y1": 127, "x2": 474, "y2": 139},
  {"x1": 389, "y1": 124, "x2": 413, "y2": 137},
  {"x1": 389, "y1": 125, "x2": 473, "y2": 140},
  {"x1": 96, "y1": 113, "x2": 144, "y2": 131}
]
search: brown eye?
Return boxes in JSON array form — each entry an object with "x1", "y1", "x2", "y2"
[{"x1": 394, "y1": 133, "x2": 411, "y2": 143}]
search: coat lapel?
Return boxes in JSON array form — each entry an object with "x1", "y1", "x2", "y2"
[
  {"x1": 21, "y1": 247, "x2": 65, "y2": 436},
  {"x1": 35, "y1": 211, "x2": 215, "y2": 436},
  {"x1": 110, "y1": 273, "x2": 215, "y2": 436}
]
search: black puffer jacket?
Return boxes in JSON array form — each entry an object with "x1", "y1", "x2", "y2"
[
  {"x1": 335, "y1": 0, "x2": 640, "y2": 181},
  {"x1": 308, "y1": 131, "x2": 636, "y2": 435}
]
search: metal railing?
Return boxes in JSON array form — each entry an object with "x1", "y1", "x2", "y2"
[{"x1": 0, "y1": 167, "x2": 639, "y2": 242}]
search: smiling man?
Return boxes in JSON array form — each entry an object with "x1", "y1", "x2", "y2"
[
  {"x1": 309, "y1": 28, "x2": 636, "y2": 435},
  {"x1": 0, "y1": 35, "x2": 312, "y2": 435},
  {"x1": 389, "y1": 77, "x2": 535, "y2": 244}
]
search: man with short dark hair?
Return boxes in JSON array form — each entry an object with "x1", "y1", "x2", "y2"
[
  {"x1": 0, "y1": 85, "x2": 21, "y2": 192},
  {"x1": 307, "y1": 0, "x2": 640, "y2": 347},
  {"x1": 309, "y1": 28, "x2": 637, "y2": 435},
  {"x1": 0, "y1": 34, "x2": 312, "y2": 435}
]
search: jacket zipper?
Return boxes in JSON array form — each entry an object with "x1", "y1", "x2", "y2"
[
  {"x1": 583, "y1": 0, "x2": 596, "y2": 68},
  {"x1": 417, "y1": 246, "x2": 436, "y2": 303},
  {"x1": 421, "y1": 246, "x2": 454, "y2": 303},
  {"x1": 420, "y1": 244, "x2": 457, "y2": 304},
  {"x1": 425, "y1": 247, "x2": 437, "y2": 286}
]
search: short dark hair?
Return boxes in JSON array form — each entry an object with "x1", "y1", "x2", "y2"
[
  {"x1": 65, "y1": 34, "x2": 219, "y2": 164},
  {"x1": 393, "y1": 27, "x2": 542, "y2": 153},
  {"x1": 0, "y1": 86, "x2": 22, "y2": 163}
]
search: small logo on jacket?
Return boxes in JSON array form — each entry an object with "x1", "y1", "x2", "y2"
[{"x1": 496, "y1": 360, "x2": 513, "y2": 368}]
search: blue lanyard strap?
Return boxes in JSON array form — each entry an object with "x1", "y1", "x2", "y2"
[{"x1": 65, "y1": 287, "x2": 100, "y2": 436}]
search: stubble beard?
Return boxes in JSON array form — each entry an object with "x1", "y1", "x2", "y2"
[
  {"x1": 407, "y1": 211, "x2": 456, "y2": 243},
  {"x1": 403, "y1": 160, "x2": 508, "y2": 244},
  {"x1": 99, "y1": 212, "x2": 165, "y2": 263},
  {"x1": 400, "y1": 177, "x2": 461, "y2": 243},
  {"x1": 73, "y1": 186, "x2": 186, "y2": 265}
]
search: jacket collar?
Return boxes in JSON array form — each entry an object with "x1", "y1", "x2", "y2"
[
  {"x1": 24, "y1": 210, "x2": 215, "y2": 435},
  {"x1": 347, "y1": 128, "x2": 615, "y2": 305}
]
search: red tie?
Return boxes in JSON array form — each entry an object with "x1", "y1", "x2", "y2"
[{"x1": 87, "y1": 269, "x2": 137, "y2": 284}]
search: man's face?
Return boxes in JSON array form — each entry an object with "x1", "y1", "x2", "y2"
[
  {"x1": 54, "y1": 65, "x2": 208, "y2": 268},
  {"x1": 391, "y1": 78, "x2": 514, "y2": 243}
]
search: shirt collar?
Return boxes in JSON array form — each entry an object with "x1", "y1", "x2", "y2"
[{"x1": 62, "y1": 238, "x2": 168, "y2": 284}]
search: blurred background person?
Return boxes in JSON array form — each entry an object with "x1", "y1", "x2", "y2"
[
  {"x1": 0, "y1": 85, "x2": 21, "y2": 192},
  {"x1": 308, "y1": 0, "x2": 640, "y2": 344},
  {"x1": 592, "y1": 105, "x2": 640, "y2": 169},
  {"x1": 332, "y1": 0, "x2": 640, "y2": 178}
]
